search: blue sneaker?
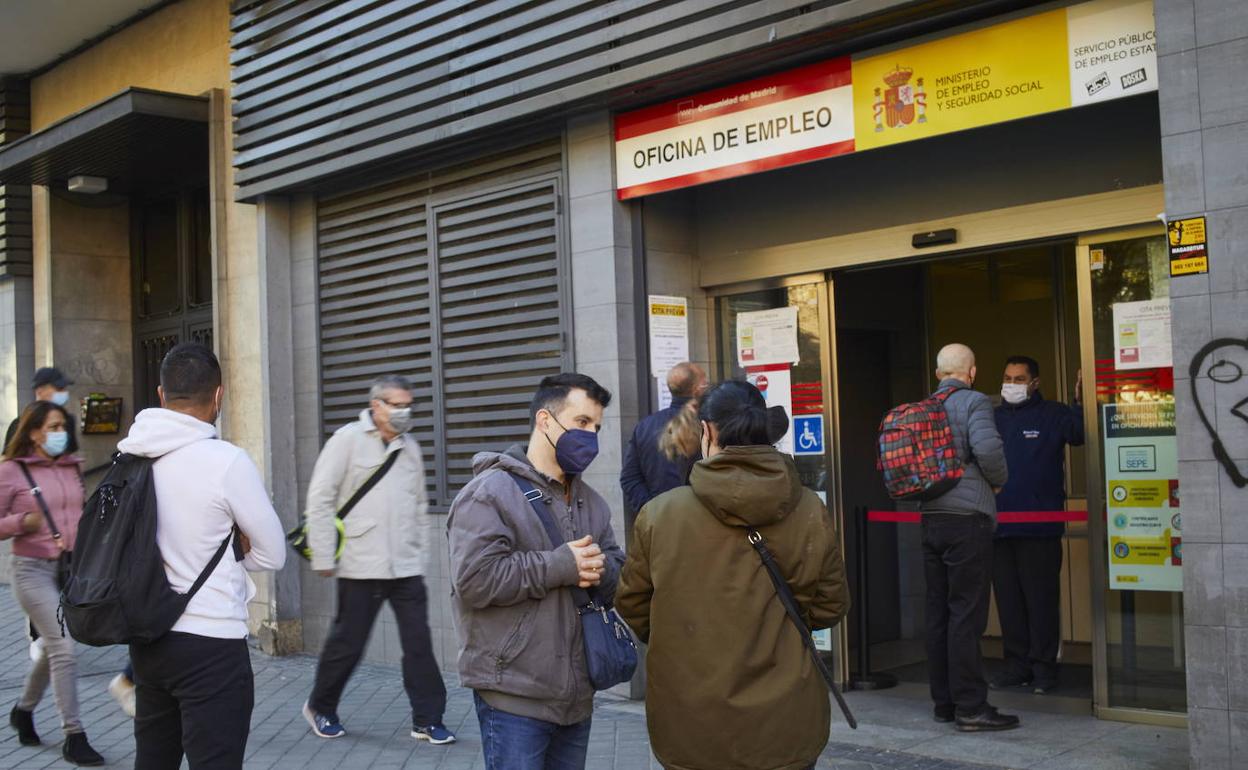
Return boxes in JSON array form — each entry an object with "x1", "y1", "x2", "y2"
[
  {"x1": 412, "y1": 723, "x2": 456, "y2": 745},
  {"x1": 302, "y1": 702, "x2": 345, "y2": 739}
]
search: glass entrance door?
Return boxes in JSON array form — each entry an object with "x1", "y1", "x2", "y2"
[{"x1": 1077, "y1": 227, "x2": 1187, "y2": 721}]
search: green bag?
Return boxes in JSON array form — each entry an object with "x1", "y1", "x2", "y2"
[{"x1": 287, "y1": 450, "x2": 399, "y2": 562}]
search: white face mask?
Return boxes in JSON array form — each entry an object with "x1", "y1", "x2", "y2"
[{"x1": 1001, "y1": 383, "x2": 1030, "y2": 404}]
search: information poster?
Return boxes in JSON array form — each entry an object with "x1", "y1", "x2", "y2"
[
  {"x1": 737, "y1": 306, "x2": 800, "y2": 368},
  {"x1": 746, "y1": 366, "x2": 794, "y2": 456},
  {"x1": 1103, "y1": 402, "x2": 1182, "y2": 592},
  {"x1": 647, "y1": 295, "x2": 690, "y2": 374},
  {"x1": 1168, "y1": 215, "x2": 1209, "y2": 276},
  {"x1": 1112, "y1": 300, "x2": 1173, "y2": 370}
]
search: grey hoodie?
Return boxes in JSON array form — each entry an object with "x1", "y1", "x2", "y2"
[{"x1": 446, "y1": 445, "x2": 624, "y2": 725}]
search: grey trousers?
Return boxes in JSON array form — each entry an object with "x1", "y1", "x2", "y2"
[{"x1": 12, "y1": 555, "x2": 82, "y2": 734}]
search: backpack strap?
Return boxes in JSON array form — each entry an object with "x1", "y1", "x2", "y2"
[
  {"x1": 931, "y1": 385, "x2": 960, "y2": 403},
  {"x1": 184, "y1": 527, "x2": 239, "y2": 602},
  {"x1": 507, "y1": 473, "x2": 595, "y2": 610},
  {"x1": 17, "y1": 462, "x2": 63, "y2": 543},
  {"x1": 337, "y1": 449, "x2": 400, "y2": 522}
]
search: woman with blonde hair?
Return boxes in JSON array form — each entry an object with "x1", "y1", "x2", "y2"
[{"x1": 0, "y1": 401, "x2": 104, "y2": 766}]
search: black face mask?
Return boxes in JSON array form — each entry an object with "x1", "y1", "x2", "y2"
[{"x1": 544, "y1": 414, "x2": 599, "y2": 475}]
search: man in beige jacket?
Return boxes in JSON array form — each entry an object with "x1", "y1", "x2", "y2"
[{"x1": 301, "y1": 375, "x2": 453, "y2": 745}]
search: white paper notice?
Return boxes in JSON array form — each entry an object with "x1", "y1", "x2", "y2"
[
  {"x1": 656, "y1": 377, "x2": 673, "y2": 410},
  {"x1": 737, "y1": 307, "x2": 800, "y2": 368},
  {"x1": 648, "y1": 295, "x2": 690, "y2": 375},
  {"x1": 1112, "y1": 300, "x2": 1173, "y2": 370},
  {"x1": 746, "y1": 367, "x2": 794, "y2": 456},
  {"x1": 1067, "y1": 0, "x2": 1158, "y2": 107}
]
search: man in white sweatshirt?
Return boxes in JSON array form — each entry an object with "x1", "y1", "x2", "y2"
[{"x1": 117, "y1": 343, "x2": 286, "y2": 770}]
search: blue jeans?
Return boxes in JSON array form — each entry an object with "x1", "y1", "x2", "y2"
[{"x1": 474, "y1": 692, "x2": 591, "y2": 770}]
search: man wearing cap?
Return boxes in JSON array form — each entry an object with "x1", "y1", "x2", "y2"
[{"x1": 4, "y1": 367, "x2": 78, "y2": 454}]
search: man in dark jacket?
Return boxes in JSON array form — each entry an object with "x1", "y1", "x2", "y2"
[
  {"x1": 992, "y1": 355, "x2": 1084, "y2": 694},
  {"x1": 620, "y1": 362, "x2": 707, "y2": 513},
  {"x1": 447, "y1": 373, "x2": 624, "y2": 770},
  {"x1": 919, "y1": 343, "x2": 1018, "y2": 732}
]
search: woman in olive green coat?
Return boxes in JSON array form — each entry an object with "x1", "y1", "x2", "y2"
[{"x1": 617, "y1": 381, "x2": 850, "y2": 770}]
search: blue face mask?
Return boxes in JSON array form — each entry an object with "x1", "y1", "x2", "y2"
[
  {"x1": 42, "y1": 431, "x2": 69, "y2": 457},
  {"x1": 50, "y1": 391, "x2": 70, "y2": 407},
  {"x1": 545, "y1": 415, "x2": 599, "y2": 475}
]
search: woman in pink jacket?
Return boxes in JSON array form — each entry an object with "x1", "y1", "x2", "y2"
[{"x1": 0, "y1": 401, "x2": 104, "y2": 766}]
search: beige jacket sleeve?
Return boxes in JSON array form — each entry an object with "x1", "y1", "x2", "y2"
[{"x1": 305, "y1": 429, "x2": 352, "y2": 572}]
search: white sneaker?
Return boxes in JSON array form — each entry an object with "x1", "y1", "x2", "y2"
[
  {"x1": 28, "y1": 638, "x2": 44, "y2": 662},
  {"x1": 109, "y1": 674, "x2": 137, "y2": 718}
]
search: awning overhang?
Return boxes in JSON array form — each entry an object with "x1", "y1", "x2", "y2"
[{"x1": 0, "y1": 88, "x2": 209, "y2": 195}]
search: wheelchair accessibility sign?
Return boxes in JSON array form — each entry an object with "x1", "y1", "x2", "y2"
[{"x1": 793, "y1": 415, "x2": 824, "y2": 456}]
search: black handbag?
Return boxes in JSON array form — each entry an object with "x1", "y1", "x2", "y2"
[
  {"x1": 287, "y1": 450, "x2": 399, "y2": 562},
  {"x1": 17, "y1": 463, "x2": 73, "y2": 590},
  {"x1": 509, "y1": 474, "x2": 637, "y2": 691},
  {"x1": 746, "y1": 527, "x2": 857, "y2": 729}
]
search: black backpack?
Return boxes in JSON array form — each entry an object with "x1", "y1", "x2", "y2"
[{"x1": 62, "y1": 453, "x2": 238, "y2": 647}]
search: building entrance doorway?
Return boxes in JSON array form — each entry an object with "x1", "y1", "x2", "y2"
[
  {"x1": 711, "y1": 226, "x2": 1185, "y2": 725},
  {"x1": 833, "y1": 244, "x2": 1094, "y2": 714}
]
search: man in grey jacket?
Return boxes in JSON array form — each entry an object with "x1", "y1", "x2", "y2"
[
  {"x1": 302, "y1": 375, "x2": 452, "y2": 745},
  {"x1": 448, "y1": 373, "x2": 624, "y2": 770},
  {"x1": 919, "y1": 344, "x2": 1019, "y2": 732}
]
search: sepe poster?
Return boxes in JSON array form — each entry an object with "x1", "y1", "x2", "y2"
[
  {"x1": 737, "y1": 306, "x2": 800, "y2": 368},
  {"x1": 1103, "y1": 401, "x2": 1182, "y2": 592},
  {"x1": 1112, "y1": 300, "x2": 1172, "y2": 370}
]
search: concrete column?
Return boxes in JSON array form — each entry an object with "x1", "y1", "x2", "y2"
[
  {"x1": 1156, "y1": 1, "x2": 1248, "y2": 767},
  {"x1": 566, "y1": 111, "x2": 643, "y2": 697},
  {"x1": 254, "y1": 195, "x2": 303, "y2": 655},
  {"x1": 566, "y1": 111, "x2": 641, "y2": 534}
]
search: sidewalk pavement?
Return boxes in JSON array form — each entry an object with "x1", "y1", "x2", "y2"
[{"x1": 0, "y1": 587, "x2": 1183, "y2": 769}]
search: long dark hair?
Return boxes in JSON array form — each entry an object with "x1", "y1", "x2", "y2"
[
  {"x1": 4, "y1": 401, "x2": 70, "y2": 460},
  {"x1": 697, "y1": 381, "x2": 789, "y2": 448}
]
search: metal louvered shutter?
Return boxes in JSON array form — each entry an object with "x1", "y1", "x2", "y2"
[
  {"x1": 316, "y1": 140, "x2": 567, "y2": 511},
  {"x1": 431, "y1": 180, "x2": 566, "y2": 497}
]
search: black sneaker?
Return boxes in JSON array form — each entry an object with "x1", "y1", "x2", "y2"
[
  {"x1": 62, "y1": 731, "x2": 105, "y2": 766},
  {"x1": 955, "y1": 706, "x2": 1021, "y2": 733},
  {"x1": 989, "y1": 672, "x2": 1032, "y2": 689},
  {"x1": 1032, "y1": 680, "x2": 1057, "y2": 695},
  {"x1": 933, "y1": 704, "x2": 956, "y2": 723},
  {"x1": 9, "y1": 706, "x2": 39, "y2": 746}
]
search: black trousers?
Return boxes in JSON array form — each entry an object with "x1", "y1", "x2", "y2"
[
  {"x1": 993, "y1": 536, "x2": 1063, "y2": 685},
  {"x1": 922, "y1": 513, "x2": 994, "y2": 716},
  {"x1": 130, "y1": 632, "x2": 253, "y2": 770},
  {"x1": 309, "y1": 576, "x2": 447, "y2": 725}
]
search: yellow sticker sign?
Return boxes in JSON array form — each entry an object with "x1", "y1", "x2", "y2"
[
  {"x1": 1168, "y1": 216, "x2": 1208, "y2": 276},
  {"x1": 1107, "y1": 479, "x2": 1170, "y2": 508}
]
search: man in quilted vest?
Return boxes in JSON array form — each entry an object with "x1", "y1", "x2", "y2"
[{"x1": 919, "y1": 344, "x2": 1017, "y2": 732}]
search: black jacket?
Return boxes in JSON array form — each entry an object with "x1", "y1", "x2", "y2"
[
  {"x1": 620, "y1": 396, "x2": 698, "y2": 513},
  {"x1": 994, "y1": 391, "x2": 1084, "y2": 538}
]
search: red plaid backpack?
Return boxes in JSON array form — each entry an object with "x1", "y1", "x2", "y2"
[{"x1": 876, "y1": 387, "x2": 965, "y2": 500}]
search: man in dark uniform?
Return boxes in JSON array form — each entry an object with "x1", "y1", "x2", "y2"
[
  {"x1": 991, "y1": 355, "x2": 1084, "y2": 694},
  {"x1": 5, "y1": 367, "x2": 79, "y2": 453}
]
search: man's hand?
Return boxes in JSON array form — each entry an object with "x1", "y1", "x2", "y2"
[
  {"x1": 992, "y1": 486, "x2": 1003, "y2": 495},
  {"x1": 20, "y1": 512, "x2": 40, "y2": 534},
  {"x1": 568, "y1": 535, "x2": 605, "y2": 588},
  {"x1": 239, "y1": 533, "x2": 252, "y2": 555},
  {"x1": 1074, "y1": 369, "x2": 1084, "y2": 404}
]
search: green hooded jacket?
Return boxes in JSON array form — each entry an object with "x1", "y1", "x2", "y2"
[{"x1": 617, "y1": 445, "x2": 850, "y2": 770}]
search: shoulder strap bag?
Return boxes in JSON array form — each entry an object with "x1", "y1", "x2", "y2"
[
  {"x1": 287, "y1": 449, "x2": 400, "y2": 562},
  {"x1": 746, "y1": 527, "x2": 858, "y2": 729},
  {"x1": 17, "y1": 463, "x2": 73, "y2": 591},
  {"x1": 508, "y1": 473, "x2": 637, "y2": 690}
]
